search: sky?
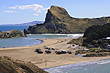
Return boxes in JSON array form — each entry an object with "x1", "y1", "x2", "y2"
[{"x1": 0, "y1": 0, "x2": 110, "y2": 24}]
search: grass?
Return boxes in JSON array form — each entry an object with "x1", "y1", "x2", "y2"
[
  {"x1": 67, "y1": 37, "x2": 85, "y2": 45},
  {"x1": 89, "y1": 47, "x2": 100, "y2": 50}
]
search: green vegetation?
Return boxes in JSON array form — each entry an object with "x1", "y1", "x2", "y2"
[
  {"x1": 83, "y1": 53, "x2": 110, "y2": 57},
  {"x1": 10, "y1": 32, "x2": 22, "y2": 37},
  {"x1": 0, "y1": 30, "x2": 26, "y2": 39},
  {"x1": 88, "y1": 47, "x2": 99, "y2": 50},
  {"x1": 67, "y1": 37, "x2": 85, "y2": 45},
  {"x1": 80, "y1": 23, "x2": 110, "y2": 49},
  {"x1": 83, "y1": 23, "x2": 110, "y2": 43}
]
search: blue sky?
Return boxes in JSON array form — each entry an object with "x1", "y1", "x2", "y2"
[{"x1": 0, "y1": 0, "x2": 110, "y2": 24}]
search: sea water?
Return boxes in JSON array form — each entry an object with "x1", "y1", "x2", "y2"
[
  {"x1": 0, "y1": 25, "x2": 83, "y2": 48},
  {"x1": 44, "y1": 59, "x2": 110, "y2": 73},
  {"x1": 0, "y1": 25, "x2": 29, "y2": 31}
]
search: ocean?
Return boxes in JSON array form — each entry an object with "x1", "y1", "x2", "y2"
[
  {"x1": 44, "y1": 59, "x2": 110, "y2": 73},
  {"x1": 0, "y1": 25, "x2": 83, "y2": 48},
  {"x1": 0, "y1": 25, "x2": 29, "y2": 31}
]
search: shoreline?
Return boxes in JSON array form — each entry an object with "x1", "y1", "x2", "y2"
[
  {"x1": 44, "y1": 58, "x2": 110, "y2": 69},
  {"x1": 0, "y1": 38, "x2": 43, "y2": 49},
  {"x1": 0, "y1": 38, "x2": 110, "y2": 69},
  {"x1": 44, "y1": 57, "x2": 110, "y2": 69}
]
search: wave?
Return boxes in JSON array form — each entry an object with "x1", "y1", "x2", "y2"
[
  {"x1": 41, "y1": 34, "x2": 83, "y2": 36},
  {"x1": 41, "y1": 34, "x2": 83, "y2": 39},
  {"x1": 67, "y1": 34, "x2": 83, "y2": 37},
  {"x1": 41, "y1": 34, "x2": 69, "y2": 35},
  {"x1": 25, "y1": 38, "x2": 38, "y2": 40},
  {"x1": 44, "y1": 59, "x2": 110, "y2": 73}
]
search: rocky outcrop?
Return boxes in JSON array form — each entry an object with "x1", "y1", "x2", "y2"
[
  {"x1": 25, "y1": 5, "x2": 110, "y2": 34},
  {"x1": 0, "y1": 29, "x2": 26, "y2": 38},
  {"x1": 0, "y1": 56, "x2": 48, "y2": 73}
]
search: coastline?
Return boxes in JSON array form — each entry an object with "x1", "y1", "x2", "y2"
[
  {"x1": 0, "y1": 38, "x2": 110, "y2": 69},
  {"x1": 44, "y1": 58, "x2": 110, "y2": 73}
]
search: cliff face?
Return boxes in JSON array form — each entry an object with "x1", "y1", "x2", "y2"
[
  {"x1": 0, "y1": 29, "x2": 26, "y2": 38},
  {"x1": 0, "y1": 56, "x2": 48, "y2": 73},
  {"x1": 25, "y1": 5, "x2": 110, "y2": 34}
]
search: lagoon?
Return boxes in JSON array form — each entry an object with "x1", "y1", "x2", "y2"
[{"x1": 0, "y1": 34, "x2": 83, "y2": 48}]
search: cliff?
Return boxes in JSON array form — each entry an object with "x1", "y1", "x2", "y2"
[
  {"x1": 0, "y1": 56, "x2": 48, "y2": 73},
  {"x1": 0, "y1": 29, "x2": 26, "y2": 38},
  {"x1": 25, "y1": 5, "x2": 110, "y2": 34}
]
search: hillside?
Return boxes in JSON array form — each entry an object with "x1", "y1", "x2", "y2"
[
  {"x1": 0, "y1": 56, "x2": 48, "y2": 73},
  {"x1": 25, "y1": 5, "x2": 110, "y2": 34},
  {"x1": 83, "y1": 23, "x2": 110, "y2": 43}
]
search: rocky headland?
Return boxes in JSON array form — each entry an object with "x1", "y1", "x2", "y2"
[
  {"x1": 0, "y1": 29, "x2": 26, "y2": 39},
  {"x1": 24, "y1": 5, "x2": 110, "y2": 34}
]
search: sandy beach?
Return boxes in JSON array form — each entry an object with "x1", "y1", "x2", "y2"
[{"x1": 0, "y1": 38, "x2": 110, "y2": 69}]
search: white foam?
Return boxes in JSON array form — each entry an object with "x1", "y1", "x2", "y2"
[
  {"x1": 41, "y1": 34, "x2": 83, "y2": 37},
  {"x1": 41, "y1": 34, "x2": 68, "y2": 35},
  {"x1": 25, "y1": 38, "x2": 38, "y2": 40}
]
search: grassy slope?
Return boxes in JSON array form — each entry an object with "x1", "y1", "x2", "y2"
[{"x1": 0, "y1": 56, "x2": 48, "y2": 73}]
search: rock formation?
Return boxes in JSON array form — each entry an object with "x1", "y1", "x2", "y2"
[
  {"x1": 0, "y1": 29, "x2": 26, "y2": 38},
  {"x1": 25, "y1": 5, "x2": 110, "y2": 34},
  {"x1": 0, "y1": 56, "x2": 48, "y2": 73}
]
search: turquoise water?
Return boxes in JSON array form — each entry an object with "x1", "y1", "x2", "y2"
[{"x1": 44, "y1": 59, "x2": 110, "y2": 73}]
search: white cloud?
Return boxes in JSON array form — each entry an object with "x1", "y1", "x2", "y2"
[
  {"x1": 18, "y1": 4, "x2": 43, "y2": 10},
  {"x1": 8, "y1": 4, "x2": 49, "y2": 13},
  {"x1": 4, "y1": 11, "x2": 16, "y2": 13},
  {"x1": 33, "y1": 14, "x2": 39, "y2": 16},
  {"x1": 9, "y1": 5, "x2": 19, "y2": 9},
  {"x1": 18, "y1": 4, "x2": 45, "y2": 13}
]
